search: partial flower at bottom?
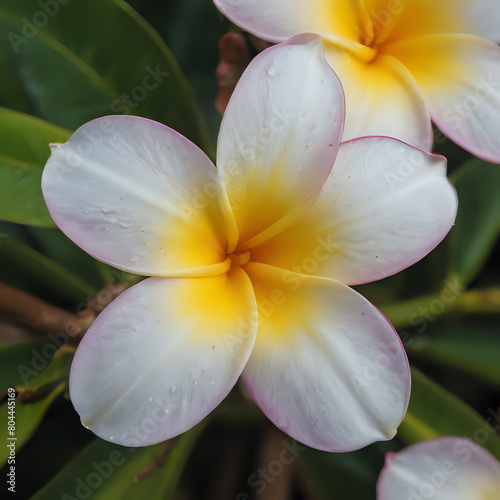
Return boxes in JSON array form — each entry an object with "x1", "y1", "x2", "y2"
[
  {"x1": 41, "y1": 35, "x2": 458, "y2": 452},
  {"x1": 377, "y1": 436, "x2": 500, "y2": 499}
]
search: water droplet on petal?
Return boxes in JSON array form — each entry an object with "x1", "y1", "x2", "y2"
[
  {"x1": 109, "y1": 436, "x2": 114, "y2": 441},
  {"x1": 102, "y1": 207, "x2": 109, "y2": 213},
  {"x1": 171, "y1": 385, "x2": 176, "y2": 394},
  {"x1": 267, "y1": 66, "x2": 278, "y2": 77}
]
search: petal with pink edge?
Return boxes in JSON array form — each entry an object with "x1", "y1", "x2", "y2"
[
  {"x1": 42, "y1": 116, "x2": 230, "y2": 277},
  {"x1": 242, "y1": 263, "x2": 410, "y2": 452},
  {"x1": 251, "y1": 137, "x2": 457, "y2": 285},
  {"x1": 377, "y1": 437, "x2": 500, "y2": 499},
  {"x1": 386, "y1": 34, "x2": 500, "y2": 163},
  {"x1": 213, "y1": 0, "x2": 370, "y2": 44},
  {"x1": 69, "y1": 268, "x2": 256, "y2": 446},
  {"x1": 217, "y1": 35, "x2": 345, "y2": 247}
]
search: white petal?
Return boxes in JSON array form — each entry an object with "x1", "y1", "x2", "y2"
[
  {"x1": 386, "y1": 34, "x2": 500, "y2": 163},
  {"x1": 323, "y1": 47, "x2": 433, "y2": 151},
  {"x1": 377, "y1": 437, "x2": 500, "y2": 499},
  {"x1": 252, "y1": 137, "x2": 457, "y2": 285},
  {"x1": 42, "y1": 116, "x2": 230, "y2": 276},
  {"x1": 213, "y1": 0, "x2": 369, "y2": 44},
  {"x1": 460, "y1": 0, "x2": 500, "y2": 41},
  {"x1": 69, "y1": 268, "x2": 257, "y2": 446},
  {"x1": 378, "y1": 0, "x2": 500, "y2": 43},
  {"x1": 242, "y1": 263, "x2": 410, "y2": 452},
  {"x1": 217, "y1": 34, "x2": 345, "y2": 246}
]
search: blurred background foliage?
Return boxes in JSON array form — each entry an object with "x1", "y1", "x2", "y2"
[{"x1": 0, "y1": 0, "x2": 499, "y2": 498}]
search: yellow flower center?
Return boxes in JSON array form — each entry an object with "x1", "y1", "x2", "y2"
[{"x1": 228, "y1": 249, "x2": 251, "y2": 267}]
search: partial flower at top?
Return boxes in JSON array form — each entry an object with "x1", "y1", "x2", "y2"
[
  {"x1": 42, "y1": 35, "x2": 457, "y2": 451},
  {"x1": 214, "y1": 0, "x2": 500, "y2": 163},
  {"x1": 377, "y1": 436, "x2": 500, "y2": 499}
]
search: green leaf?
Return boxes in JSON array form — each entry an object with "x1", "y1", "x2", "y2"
[
  {"x1": 0, "y1": 347, "x2": 74, "y2": 466},
  {"x1": 448, "y1": 159, "x2": 500, "y2": 284},
  {"x1": 398, "y1": 368, "x2": 500, "y2": 460},
  {"x1": 0, "y1": 107, "x2": 70, "y2": 227},
  {"x1": 0, "y1": 0, "x2": 209, "y2": 149},
  {"x1": 31, "y1": 423, "x2": 206, "y2": 500},
  {"x1": 406, "y1": 319, "x2": 500, "y2": 388},
  {"x1": 0, "y1": 340, "x2": 47, "y2": 392},
  {"x1": 0, "y1": 234, "x2": 97, "y2": 303},
  {"x1": 0, "y1": 43, "x2": 31, "y2": 114},
  {"x1": 28, "y1": 226, "x2": 116, "y2": 291}
]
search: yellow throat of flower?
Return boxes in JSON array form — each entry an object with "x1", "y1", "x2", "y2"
[{"x1": 228, "y1": 250, "x2": 251, "y2": 267}]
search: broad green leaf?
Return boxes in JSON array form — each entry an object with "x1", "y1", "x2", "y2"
[
  {"x1": 31, "y1": 423, "x2": 206, "y2": 500},
  {"x1": 406, "y1": 319, "x2": 500, "y2": 388},
  {"x1": 0, "y1": 107, "x2": 69, "y2": 227},
  {"x1": 0, "y1": 340, "x2": 47, "y2": 392},
  {"x1": 448, "y1": 159, "x2": 500, "y2": 285},
  {"x1": 0, "y1": 348, "x2": 74, "y2": 466},
  {"x1": 15, "y1": 346, "x2": 73, "y2": 393},
  {"x1": 0, "y1": 0, "x2": 209, "y2": 149},
  {"x1": 29, "y1": 226, "x2": 117, "y2": 291},
  {"x1": 398, "y1": 368, "x2": 500, "y2": 460},
  {"x1": 0, "y1": 235, "x2": 97, "y2": 303},
  {"x1": 0, "y1": 44, "x2": 31, "y2": 113},
  {"x1": 158, "y1": 0, "x2": 231, "y2": 147}
]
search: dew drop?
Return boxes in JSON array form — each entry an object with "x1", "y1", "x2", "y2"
[
  {"x1": 102, "y1": 207, "x2": 110, "y2": 213},
  {"x1": 148, "y1": 397, "x2": 153, "y2": 402},
  {"x1": 267, "y1": 66, "x2": 278, "y2": 77},
  {"x1": 109, "y1": 436, "x2": 114, "y2": 441},
  {"x1": 171, "y1": 385, "x2": 176, "y2": 394}
]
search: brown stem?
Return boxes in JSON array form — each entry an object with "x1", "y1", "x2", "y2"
[
  {"x1": 215, "y1": 32, "x2": 249, "y2": 115},
  {"x1": 0, "y1": 283, "x2": 81, "y2": 334},
  {"x1": 0, "y1": 282, "x2": 129, "y2": 345}
]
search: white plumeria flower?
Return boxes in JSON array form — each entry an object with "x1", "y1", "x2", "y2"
[
  {"x1": 377, "y1": 436, "x2": 500, "y2": 499},
  {"x1": 214, "y1": 0, "x2": 500, "y2": 163},
  {"x1": 42, "y1": 35, "x2": 457, "y2": 451}
]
